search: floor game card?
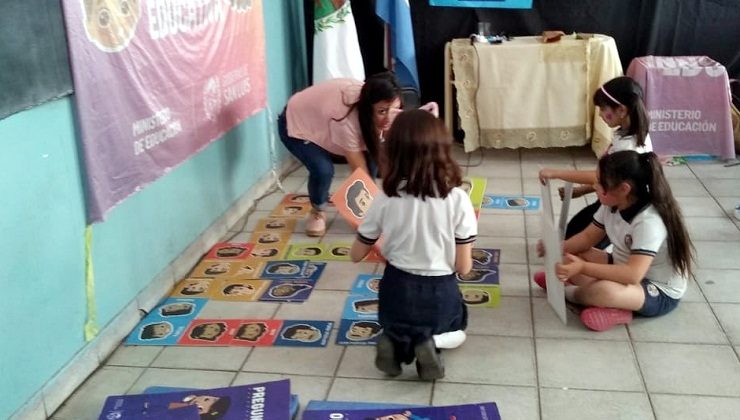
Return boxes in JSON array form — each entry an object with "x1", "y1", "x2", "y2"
[
  {"x1": 349, "y1": 274, "x2": 381, "y2": 296},
  {"x1": 460, "y1": 284, "x2": 501, "y2": 308},
  {"x1": 189, "y1": 260, "x2": 243, "y2": 278},
  {"x1": 208, "y1": 279, "x2": 271, "y2": 302},
  {"x1": 302, "y1": 402, "x2": 501, "y2": 420},
  {"x1": 254, "y1": 217, "x2": 297, "y2": 232},
  {"x1": 270, "y1": 202, "x2": 311, "y2": 218},
  {"x1": 249, "y1": 230, "x2": 291, "y2": 247},
  {"x1": 171, "y1": 278, "x2": 215, "y2": 298},
  {"x1": 482, "y1": 194, "x2": 541, "y2": 210},
  {"x1": 472, "y1": 248, "x2": 501, "y2": 268},
  {"x1": 286, "y1": 243, "x2": 328, "y2": 260},
  {"x1": 229, "y1": 320, "x2": 283, "y2": 346},
  {"x1": 260, "y1": 260, "x2": 309, "y2": 279},
  {"x1": 248, "y1": 244, "x2": 288, "y2": 260},
  {"x1": 456, "y1": 267, "x2": 499, "y2": 284},
  {"x1": 336, "y1": 318, "x2": 383, "y2": 345},
  {"x1": 273, "y1": 320, "x2": 333, "y2": 347},
  {"x1": 203, "y1": 242, "x2": 254, "y2": 260},
  {"x1": 259, "y1": 278, "x2": 317, "y2": 302},
  {"x1": 125, "y1": 298, "x2": 208, "y2": 346},
  {"x1": 98, "y1": 379, "x2": 292, "y2": 420},
  {"x1": 330, "y1": 168, "x2": 378, "y2": 229}
]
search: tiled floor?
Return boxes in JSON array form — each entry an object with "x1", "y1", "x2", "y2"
[{"x1": 52, "y1": 146, "x2": 740, "y2": 420}]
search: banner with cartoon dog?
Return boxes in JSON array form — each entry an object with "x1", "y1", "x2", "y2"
[{"x1": 61, "y1": 0, "x2": 267, "y2": 222}]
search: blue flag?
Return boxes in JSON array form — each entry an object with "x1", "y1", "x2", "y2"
[{"x1": 375, "y1": 0, "x2": 419, "y2": 90}]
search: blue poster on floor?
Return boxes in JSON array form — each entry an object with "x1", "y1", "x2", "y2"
[
  {"x1": 430, "y1": 0, "x2": 532, "y2": 9},
  {"x1": 97, "y1": 379, "x2": 291, "y2": 420},
  {"x1": 303, "y1": 401, "x2": 501, "y2": 420},
  {"x1": 482, "y1": 194, "x2": 541, "y2": 210},
  {"x1": 349, "y1": 274, "x2": 381, "y2": 296}
]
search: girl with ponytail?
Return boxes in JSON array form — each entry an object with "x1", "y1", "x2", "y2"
[{"x1": 538, "y1": 150, "x2": 695, "y2": 331}]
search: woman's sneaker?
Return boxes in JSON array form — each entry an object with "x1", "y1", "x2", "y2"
[
  {"x1": 305, "y1": 210, "x2": 326, "y2": 237},
  {"x1": 414, "y1": 339, "x2": 444, "y2": 380},
  {"x1": 375, "y1": 334, "x2": 401, "y2": 376},
  {"x1": 580, "y1": 307, "x2": 633, "y2": 332}
]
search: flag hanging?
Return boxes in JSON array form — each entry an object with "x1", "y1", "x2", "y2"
[
  {"x1": 313, "y1": 0, "x2": 365, "y2": 83},
  {"x1": 375, "y1": 0, "x2": 419, "y2": 91}
]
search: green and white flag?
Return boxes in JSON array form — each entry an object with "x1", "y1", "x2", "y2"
[{"x1": 313, "y1": 0, "x2": 365, "y2": 83}]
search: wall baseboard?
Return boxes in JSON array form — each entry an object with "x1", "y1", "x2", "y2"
[{"x1": 11, "y1": 159, "x2": 295, "y2": 420}]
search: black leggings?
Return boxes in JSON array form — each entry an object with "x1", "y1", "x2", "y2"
[{"x1": 566, "y1": 201, "x2": 610, "y2": 249}]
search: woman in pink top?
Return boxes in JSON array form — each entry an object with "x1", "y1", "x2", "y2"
[{"x1": 277, "y1": 72, "x2": 402, "y2": 236}]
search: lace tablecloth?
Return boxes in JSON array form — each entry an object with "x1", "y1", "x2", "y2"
[{"x1": 448, "y1": 34, "x2": 622, "y2": 155}]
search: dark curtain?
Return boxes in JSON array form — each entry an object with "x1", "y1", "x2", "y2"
[{"x1": 305, "y1": 0, "x2": 740, "y2": 117}]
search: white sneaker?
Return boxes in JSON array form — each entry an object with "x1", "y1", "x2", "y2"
[{"x1": 432, "y1": 330, "x2": 466, "y2": 349}]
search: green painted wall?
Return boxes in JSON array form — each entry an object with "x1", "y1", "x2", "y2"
[{"x1": 0, "y1": 2, "x2": 306, "y2": 418}]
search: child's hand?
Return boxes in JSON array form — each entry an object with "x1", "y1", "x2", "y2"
[
  {"x1": 556, "y1": 253, "x2": 584, "y2": 280},
  {"x1": 536, "y1": 239, "x2": 545, "y2": 258},
  {"x1": 538, "y1": 168, "x2": 557, "y2": 185},
  {"x1": 419, "y1": 101, "x2": 439, "y2": 117}
]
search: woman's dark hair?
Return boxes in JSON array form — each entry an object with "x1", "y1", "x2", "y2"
[
  {"x1": 382, "y1": 109, "x2": 462, "y2": 199},
  {"x1": 593, "y1": 76, "x2": 649, "y2": 148},
  {"x1": 598, "y1": 151, "x2": 695, "y2": 278},
  {"x1": 337, "y1": 72, "x2": 401, "y2": 165}
]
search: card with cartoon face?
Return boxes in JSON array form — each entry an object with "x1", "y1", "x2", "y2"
[
  {"x1": 330, "y1": 168, "x2": 379, "y2": 229},
  {"x1": 177, "y1": 319, "x2": 238, "y2": 346},
  {"x1": 171, "y1": 278, "x2": 215, "y2": 298},
  {"x1": 209, "y1": 279, "x2": 271, "y2": 302},
  {"x1": 229, "y1": 259, "x2": 266, "y2": 280},
  {"x1": 229, "y1": 320, "x2": 282, "y2": 346},
  {"x1": 189, "y1": 260, "x2": 241, "y2": 278},
  {"x1": 335, "y1": 318, "x2": 382, "y2": 345},
  {"x1": 472, "y1": 248, "x2": 501, "y2": 268},
  {"x1": 350, "y1": 274, "x2": 381, "y2": 296},
  {"x1": 285, "y1": 243, "x2": 328, "y2": 260},
  {"x1": 341, "y1": 295, "x2": 379, "y2": 320},
  {"x1": 254, "y1": 217, "x2": 297, "y2": 232},
  {"x1": 455, "y1": 267, "x2": 499, "y2": 284},
  {"x1": 249, "y1": 230, "x2": 290, "y2": 247},
  {"x1": 269, "y1": 202, "x2": 311, "y2": 218},
  {"x1": 203, "y1": 242, "x2": 254, "y2": 260},
  {"x1": 259, "y1": 279, "x2": 316, "y2": 302},
  {"x1": 273, "y1": 320, "x2": 333, "y2": 347},
  {"x1": 248, "y1": 244, "x2": 288, "y2": 260},
  {"x1": 482, "y1": 194, "x2": 541, "y2": 210},
  {"x1": 459, "y1": 284, "x2": 501, "y2": 308},
  {"x1": 323, "y1": 242, "x2": 353, "y2": 261},
  {"x1": 260, "y1": 260, "x2": 309, "y2": 279}
]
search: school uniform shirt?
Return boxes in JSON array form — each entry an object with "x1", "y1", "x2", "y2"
[
  {"x1": 356, "y1": 187, "x2": 478, "y2": 276},
  {"x1": 285, "y1": 78, "x2": 364, "y2": 156},
  {"x1": 607, "y1": 131, "x2": 653, "y2": 154},
  {"x1": 593, "y1": 202, "x2": 687, "y2": 299}
]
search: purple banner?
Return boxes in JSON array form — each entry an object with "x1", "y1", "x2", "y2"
[{"x1": 62, "y1": 0, "x2": 267, "y2": 222}]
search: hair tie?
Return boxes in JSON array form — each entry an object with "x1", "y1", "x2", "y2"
[{"x1": 600, "y1": 86, "x2": 623, "y2": 106}]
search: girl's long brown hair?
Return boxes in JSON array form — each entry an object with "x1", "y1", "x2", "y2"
[
  {"x1": 382, "y1": 110, "x2": 462, "y2": 200},
  {"x1": 598, "y1": 151, "x2": 695, "y2": 278}
]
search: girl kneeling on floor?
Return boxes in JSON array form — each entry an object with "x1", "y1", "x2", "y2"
[
  {"x1": 539, "y1": 150, "x2": 695, "y2": 331},
  {"x1": 350, "y1": 110, "x2": 477, "y2": 380}
]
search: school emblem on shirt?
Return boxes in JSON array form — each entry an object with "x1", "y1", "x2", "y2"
[
  {"x1": 646, "y1": 283, "x2": 660, "y2": 297},
  {"x1": 624, "y1": 234, "x2": 633, "y2": 248}
]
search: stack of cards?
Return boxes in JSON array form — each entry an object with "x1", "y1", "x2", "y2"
[
  {"x1": 457, "y1": 248, "x2": 501, "y2": 308},
  {"x1": 336, "y1": 274, "x2": 383, "y2": 345}
]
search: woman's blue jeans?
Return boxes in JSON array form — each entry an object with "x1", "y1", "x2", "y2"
[{"x1": 277, "y1": 109, "x2": 377, "y2": 211}]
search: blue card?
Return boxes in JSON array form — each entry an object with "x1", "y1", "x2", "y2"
[
  {"x1": 482, "y1": 194, "x2": 541, "y2": 210},
  {"x1": 261, "y1": 260, "x2": 309, "y2": 279},
  {"x1": 349, "y1": 274, "x2": 381, "y2": 296},
  {"x1": 125, "y1": 298, "x2": 207, "y2": 345},
  {"x1": 335, "y1": 318, "x2": 382, "y2": 345},
  {"x1": 341, "y1": 295, "x2": 379, "y2": 320},
  {"x1": 273, "y1": 320, "x2": 333, "y2": 347},
  {"x1": 259, "y1": 279, "x2": 317, "y2": 302}
]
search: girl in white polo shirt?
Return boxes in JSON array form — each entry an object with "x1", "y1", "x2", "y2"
[
  {"x1": 350, "y1": 110, "x2": 478, "y2": 380},
  {"x1": 541, "y1": 150, "x2": 695, "y2": 331},
  {"x1": 537, "y1": 76, "x2": 653, "y2": 252}
]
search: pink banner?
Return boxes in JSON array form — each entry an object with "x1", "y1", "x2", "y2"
[
  {"x1": 627, "y1": 56, "x2": 734, "y2": 160},
  {"x1": 62, "y1": 0, "x2": 267, "y2": 222}
]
